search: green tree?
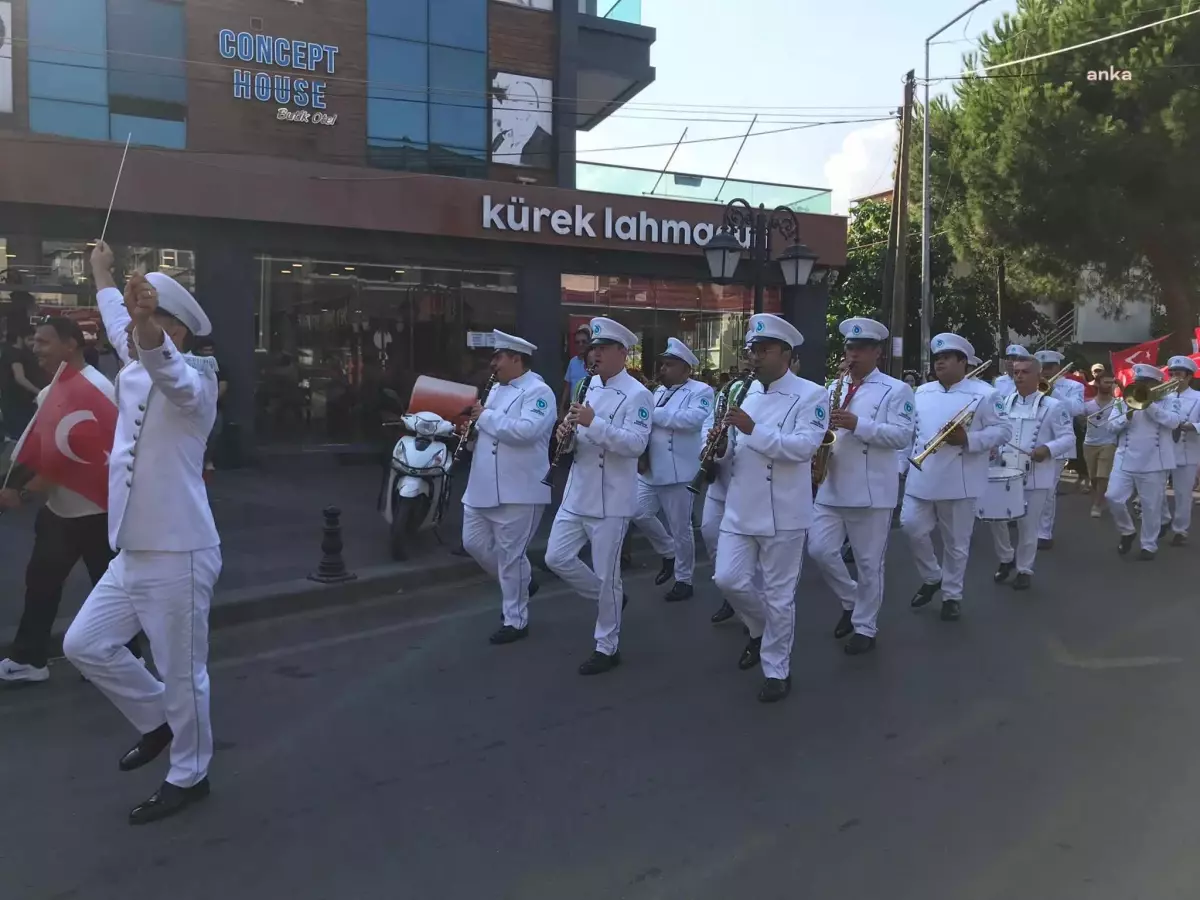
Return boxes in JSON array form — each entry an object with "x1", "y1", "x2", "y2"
[{"x1": 947, "y1": 0, "x2": 1200, "y2": 354}]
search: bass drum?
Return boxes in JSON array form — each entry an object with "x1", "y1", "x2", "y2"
[{"x1": 977, "y1": 467, "x2": 1027, "y2": 521}]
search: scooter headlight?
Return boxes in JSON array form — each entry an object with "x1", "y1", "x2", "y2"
[
  {"x1": 392, "y1": 441, "x2": 408, "y2": 465},
  {"x1": 416, "y1": 418, "x2": 439, "y2": 437}
]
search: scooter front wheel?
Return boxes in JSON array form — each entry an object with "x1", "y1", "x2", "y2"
[{"x1": 389, "y1": 495, "x2": 429, "y2": 561}]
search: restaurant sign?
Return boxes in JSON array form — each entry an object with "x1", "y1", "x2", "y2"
[{"x1": 218, "y1": 29, "x2": 340, "y2": 125}]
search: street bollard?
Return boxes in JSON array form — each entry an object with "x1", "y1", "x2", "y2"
[{"x1": 308, "y1": 506, "x2": 358, "y2": 584}]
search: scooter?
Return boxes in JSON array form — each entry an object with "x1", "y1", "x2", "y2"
[{"x1": 379, "y1": 408, "x2": 458, "y2": 561}]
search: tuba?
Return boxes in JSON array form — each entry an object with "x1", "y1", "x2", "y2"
[{"x1": 811, "y1": 360, "x2": 848, "y2": 487}]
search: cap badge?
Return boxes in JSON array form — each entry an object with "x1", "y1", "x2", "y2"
[
  {"x1": 592, "y1": 323, "x2": 601, "y2": 335},
  {"x1": 755, "y1": 321, "x2": 765, "y2": 333},
  {"x1": 852, "y1": 325, "x2": 862, "y2": 335}
]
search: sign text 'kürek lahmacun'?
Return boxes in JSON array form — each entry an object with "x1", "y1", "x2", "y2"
[{"x1": 481, "y1": 195, "x2": 734, "y2": 247}]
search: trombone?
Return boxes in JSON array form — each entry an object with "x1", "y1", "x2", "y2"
[
  {"x1": 1038, "y1": 364, "x2": 1076, "y2": 395},
  {"x1": 908, "y1": 399, "x2": 980, "y2": 471},
  {"x1": 1087, "y1": 377, "x2": 1183, "y2": 424}
]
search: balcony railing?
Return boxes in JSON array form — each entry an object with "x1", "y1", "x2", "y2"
[{"x1": 579, "y1": 0, "x2": 642, "y2": 25}]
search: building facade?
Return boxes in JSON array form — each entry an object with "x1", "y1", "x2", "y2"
[{"x1": 0, "y1": 0, "x2": 846, "y2": 456}]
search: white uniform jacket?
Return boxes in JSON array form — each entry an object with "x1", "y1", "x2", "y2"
[
  {"x1": 1000, "y1": 392, "x2": 1077, "y2": 490},
  {"x1": 98, "y1": 287, "x2": 219, "y2": 552},
  {"x1": 1107, "y1": 395, "x2": 1183, "y2": 473},
  {"x1": 464, "y1": 370, "x2": 556, "y2": 508},
  {"x1": 562, "y1": 370, "x2": 653, "y2": 518},
  {"x1": 641, "y1": 378, "x2": 714, "y2": 486},
  {"x1": 993, "y1": 374, "x2": 1015, "y2": 396},
  {"x1": 816, "y1": 369, "x2": 915, "y2": 509},
  {"x1": 1174, "y1": 388, "x2": 1200, "y2": 466},
  {"x1": 719, "y1": 371, "x2": 829, "y2": 537},
  {"x1": 906, "y1": 379, "x2": 1012, "y2": 501},
  {"x1": 1050, "y1": 379, "x2": 1086, "y2": 460}
]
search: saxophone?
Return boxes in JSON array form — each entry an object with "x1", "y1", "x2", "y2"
[
  {"x1": 688, "y1": 368, "x2": 757, "y2": 495},
  {"x1": 542, "y1": 362, "x2": 598, "y2": 486},
  {"x1": 452, "y1": 374, "x2": 497, "y2": 467},
  {"x1": 811, "y1": 361, "x2": 847, "y2": 487}
]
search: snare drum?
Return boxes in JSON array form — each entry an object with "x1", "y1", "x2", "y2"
[{"x1": 976, "y1": 467, "x2": 1027, "y2": 521}]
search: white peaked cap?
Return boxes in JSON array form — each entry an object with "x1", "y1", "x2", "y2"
[
  {"x1": 146, "y1": 272, "x2": 211, "y2": 337},
  {"x1": 1005, "y1": 344, "x2": 1034, "y2": 359},
  {"x1": 968, "y1": 354, "x2": 982, "y2": 367},
  {"x1": 1035, "y1": 350, "x2": 1064, "y2": 365},
  {"x1": 1132, "y1": 363, "x2": 1164, "y2": 381},
  {"x1": 1166, "y1": 355, "x2": 1197, "y2": 373},
  {"x1": 930, "y1": 332, "x2": 973, "y2": 358},
  {"x1": 743, "y1": 330, "x2": 754, "y2": 349},
  {"x1": 492, "y1": 329, "x2": 537, "y2": 355},
  {"x1": 839, "y1": 317, "x2": 888, "y2": 342},
  {"x1": 660, "y1": 337, "x2": 698, "y2": 368},
  {"x1": 747, "y1": 313, "x2": 803, "y2": 349},
  {"x1": 589, "y1": 317, "x2": 638, "y2": 350}
]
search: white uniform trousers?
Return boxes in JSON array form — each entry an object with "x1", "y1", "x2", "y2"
[
  {"x1": 713, "y1": 529, "x2": 807, "y2": 680},
  {"x1": 544, "y1": 509, "x2": 630, "y2": 656},
  {"x1": 1108, "y1": 469, "x2": 1167, "y2": 552},
  {"x1": 462, "y1": 503, "x2": 543, "y2": 629},
  {"x1": 1162, "y1": 464, "x2": 1199, "y2": 537},
  {"x1": 1038, "y1": 459, "x2": 1067, "y2": 541},
  {"x1": 900, "y1": 496, "x2": 976, "y2": 601},
  {"x1": 632, "y1": 481, "x2": 697, "y2": 584},
  {"x1": 64, "y1": 547, "x2": 222, "y2": 788},
  {"x1": 808, "y1": 505, "x2": 893, "y2": 639},
  {"x1": 990, "y1": 488, "x2": 1049, "y2": 575},
  {"x1": 700, "y1": 493, "x2": 723, "y2": 561}
]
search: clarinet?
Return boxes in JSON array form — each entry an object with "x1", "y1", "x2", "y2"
[
  {"x1": 542, "y1": 363, "x2": 598, "y2": 486},
  {"x1": 453, "y1": 374, "x2": 497, "y2": 466},
  {"x1": 688, "y1": 368, "x2": 757, "y2": 494}
]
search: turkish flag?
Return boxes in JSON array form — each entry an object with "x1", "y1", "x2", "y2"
[
  {"x1": 13, "y1": 364, "x2": 117, "y2": 508},
  {"x1": 1110, "y1": 336, "x2": 1169, "y2": 375}
]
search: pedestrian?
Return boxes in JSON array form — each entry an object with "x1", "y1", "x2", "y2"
[
  {"x1": 63, "y1": 240, "x2": 222, "y2": 825},
  {"x1": 1082, "y1": 370, "x2": 1119, "y2": 517},
  {"x1": 1104, "y1": 363, "x2": 1183, "y2": 560},
  {"x1": 712, "y1": 314, "x2": 828, "y2": 703},
  {"x1": 1161, "y1": 356, "x2": 1200, "y2": 545},
  {"x1": 630, "y1": 338, "x2": 713, "y2": 603},
  {"x1": 1, "y1": 320, "x2": 43, "y2": 445},
  {"x1": 808, "y1": 318, "x2": 915, "y2": 656},
  {"x1": 989, "y1": 357, "x2": 1076, "y2": 590},
  {"x1": 544, "y1": 317, "x2": 652, "y2": 676},
  {"x1": 902, "y1": 333, "x2": 1011, "y2": 621},
  {"x1": 559, "y1": 325, "x2": 592, "y2": 416},
  {"x1": 460, "y1": 330, "x2": 556, "y2": 645},
  {"x1": 0, "y1": 317, "x2": 143, "y2": 684}
]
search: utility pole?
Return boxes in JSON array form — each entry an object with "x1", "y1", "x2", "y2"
[{"x1": 886, "y1": 71, "x2": 916, "y2": 378}]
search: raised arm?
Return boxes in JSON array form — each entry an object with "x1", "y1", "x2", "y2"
[
  {"x1": 965, "y1": 390, "x2": 1013, "y2": 454},
  {"x1": 1144, "y1": 396, "x2": 1183, "y2": 430},
  {"x1": 476, "y1": 384, "x2": 556, "y2": 446},
  {"x1": 743, "y1": 386, "x2": 828, "y2": 463},
  {"x1": 654, "y1": 384, "x2": 714, "y2": 431},
  {"x1": 579, "y1": 389, "x2": 652, "y2": 458},
  {"x1": 90, "y1": 241, "x2": 133, "y2": 367}
]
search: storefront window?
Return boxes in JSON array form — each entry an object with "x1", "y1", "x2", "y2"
[
  {"x1": 254, "y1": 256, "x2": 517, "y2": 447},
  {"x1": 561, "y1": 274, "x2": 779, "y2": 385}
]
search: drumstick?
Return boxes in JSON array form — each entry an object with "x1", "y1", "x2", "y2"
[
  {"x1": 1004, "y1": 442, "x2": 1034, "y2": 457},
  {"x1": 100, "y1": 133, "x2": 132, "y2": 244}
]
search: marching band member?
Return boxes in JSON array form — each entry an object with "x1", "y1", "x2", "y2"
[
  {"x1": 809, "y1": 318, "x2": 914, "y2": 655},
  {"x1": 990, "y1": 357, "x2": 1076, "y2": 590},
  {"x1": 903, "y1": 333, "x2": 1011, "y2": 621},
  {"x1": 1034, "y1": 350, "x2": 1085, "y2": 549},
  {"x1": 462, "y1": 330, "x2": 556, "y2": 645},
  {"x1": 1160, "y1": 356, "x2": 1200, "y2": 545},
  {"x1": 968, "y1": 354, "x2": 983, "y2": 371},
  {"x1": 712, "y1": 314, "x2": 828, "y2": 703},
  {"x1": 703, "y1": 335, "x2": 753, "y2": 626},
  {"x1": 544, "y1": 317, "x2": 652, "y2": 675},
  {"x1": 631, "y1": 338, "x2": 714, "y2": 602},
  {"x1": 1105, "y1": 363, "x2": 1183, "y2": 559},
  {"x1": 65, "y1": 240, "x2": 222, "y2": 824},
  {"x1": 993, "y1": 345, "x2": 1032, "y2": 396}
]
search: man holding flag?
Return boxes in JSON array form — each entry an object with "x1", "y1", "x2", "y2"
[{"x1": 0, "y1": 318, "x2": 133, "y2": 684}]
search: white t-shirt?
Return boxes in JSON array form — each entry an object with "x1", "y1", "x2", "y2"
[
  {"x1": 34, "y1": 365, "x2": 116, "y2": 519},
  {"x1": 1083, "y1": 397, "x2": 1118, "y2": 447}
]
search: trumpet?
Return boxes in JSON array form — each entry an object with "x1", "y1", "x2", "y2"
[
  {"x1": 688, "y1": 367, "x2": 757, "y2": 495},
  {"x1": 811, "y1": 359, "x2": 848, "y2": 487},
  {"x1": 542, "y1": 362, "x2": 598, "y2": 486},
  {"x1": 1087, "y1": 377, "x2": 1183, "y2": 423},
  {"x1": 451, "y1": 374, "x2": 497, "y2": 467},
  {"x1": 1037, "y1": 364, "x2": 1076, "y2": 396},
  {"x1": 908, "y1": 399, "x2": 980, "y2": 471}
]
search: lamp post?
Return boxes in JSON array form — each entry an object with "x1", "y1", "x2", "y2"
[{"x1": 702, "y1": 199, "x2": 819, "y2": 314}]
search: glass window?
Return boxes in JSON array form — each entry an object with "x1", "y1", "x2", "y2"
[
  {"x1": 367, "y1": 36, "x2": 428, "y2": 103},
  {"x1": 428, "y1": 46, "x2": 485, "y2": 153},
  {"x1": 29, "y1": 98, "x2": 110, "y2": 140},
  {"x1": 367, "y1": 99, "x2": 428, "y2": 144},
  {"x1": 28, "y1": 61, "x2": 108, "y2": 106},
  {"x1": 110, "y1": 114, "x2": 186, "y2": 148},
  {"x1": 429, "y1": 0, "x2": 487, "y2": 51},
  {"x1": 107, "y1": 0, "x2": 187, "y2": 105},
  {"x1": 368, "y1": 0, "x2": 428, "y2": 42},
  {"x1": 28, "y1": 0, "x2": 108, "y2": 103}
]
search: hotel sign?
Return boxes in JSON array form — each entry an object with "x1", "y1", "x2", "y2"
[{"x1": 218, "y1": 29, "x2": 340, "y2": 125}]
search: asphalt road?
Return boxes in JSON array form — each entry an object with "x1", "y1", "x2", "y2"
[{"x1": 2, "y1": 496, "x2": 1198, "y2": 900}]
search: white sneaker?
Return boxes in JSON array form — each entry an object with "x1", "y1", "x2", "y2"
[
  {"x1": 1090, "y1": 507, "x2": 1102, "y2": 518},
  {"x1": 0, "y1": 658, "x2": 50, "y2": 683}
]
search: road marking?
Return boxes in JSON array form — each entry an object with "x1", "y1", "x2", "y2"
[{"x1": 1044, "y1": 635, "x2": 1182, "y2": 670}]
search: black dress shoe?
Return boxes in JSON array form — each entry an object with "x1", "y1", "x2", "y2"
[
  {"x1": 993, "y1": 561, "x2": 1015, "y2": 583},
  {"x1": 1138, "y1": 548, "x2": 1156, "y2": 561},
  {"x1": 489, "y1": 625, "x2": 529, "y2": 645},
  {"x1": 833, "y1": 610, "x2": 854, "y2": 639},
  {"x1": 578, "y1": 650, "x2": 621, "y2": 676},
  {"x1": 1011, "y1": 572, "x2": 1032, "y2": 591},
  {"x1": 1172, "y1": 533, "x2": 1187, "y2": 546},
  {"x1": 911, "y1": 581, "x2": 942, "y2": 608},
  {"x1": 1037, "y1": 538, "x2": 1054, "y2": 550},
  {"x1": 663, "y1": 582, "x2": 693, "y2": 602},
  {"x1": 118, "y1": 723, "x2": 173, "y2": 772},
  {"x1": 654, "y1": 557, "x2": 676, "y2": 586},
  {"x1": 129, "y1": 778, "x2": 210, "y2": 825},
  {"x1": 940, "y1": 599, "x2": 961, "y2": 621},
  {"x1": 711, "y1": 600, "x2": 735, "y2": 624},
  {"x1": 738, "y1": 636, "x2": 762, "y2": 671},
  {"x1": 1118, "y1": 533, "x2": 1136, "y2": 555},
  {"x1": 622, "y1": 593, "x2": 629, "y2": 611},
  {"x1": 841, "y1": 543, "x2": 855, "y2": 564},
  {"x1": 844, "y1": 633, "x2": 876, "y2": 655},
  {"x1": 757, "y1": 676, "x2": 791, "y2": 703},
  {"x1": 1160, "y1": 522, "x2": 1171, "y2": 540},
  {"x1": 528, "y1": 579, "x2": 539, "y2": 598}
]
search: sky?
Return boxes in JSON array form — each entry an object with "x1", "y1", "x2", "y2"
[{"x1": 576, "y1": 0, "x2": 1020, "y2": 215}]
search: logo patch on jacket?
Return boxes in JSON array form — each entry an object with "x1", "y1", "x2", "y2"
[
  {"x1": 637, "y1": 407, "x2": 650, "y2": 421},
  {"x1": 901, "y1": 400, "x2": 914, "y2": 419},
  {"x1": 532, "y1": 398, "x2": 548, "y2": 415},
  {"x1": 699, "y1": 397, "x2": 710, "y2": 408}
]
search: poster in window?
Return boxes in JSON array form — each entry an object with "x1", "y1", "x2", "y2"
[
  {"x1": 493, "y1": 0, "x2": 554, "y2": 9},
  {"x1": 490, "y1": 72, "x2": 553, "y2": 168},
  {"x1": 0, "y1": 2, "x2": 12, "y2": 115}
]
